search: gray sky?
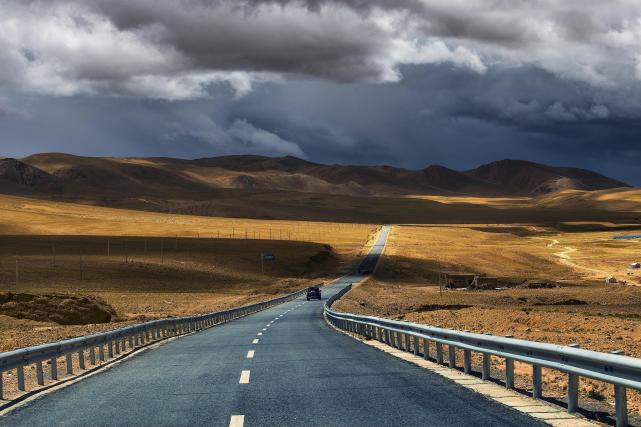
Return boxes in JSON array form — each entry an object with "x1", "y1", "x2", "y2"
[{"x1": 0, "y1": 0, "x2": 640, "y2": 184}]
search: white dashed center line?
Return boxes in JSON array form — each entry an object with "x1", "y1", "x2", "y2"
[
  {"x1": 261, "y1": 328, "x2": 266, "y2": 331},
  {"x1": 257, "y1": 332, "x2": 262, "y2": 336},
  {"x1": 247, "y1": 350, "x2": 255, "y2": 359},
  {"x1": 239, "y1": 370, "x2": 251, "y2": 384},
  {"x1": 252, "y1": 339, "x2": 259, "y2": 344},
  {"x1": 229, "y1": 415, "x2": 244, "y2": 427}
]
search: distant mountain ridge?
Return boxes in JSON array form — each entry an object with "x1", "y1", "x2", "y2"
[{"x1": 0, "y1": 153, "x2": 628, "y2": 200}]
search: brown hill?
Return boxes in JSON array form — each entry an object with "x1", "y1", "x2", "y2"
[
  {"x1": 465, "y1": 159, "x2": 628, "y2": 195},
  {"x1": 11, "y1": 153, "x2": 629, "y2": 216}
]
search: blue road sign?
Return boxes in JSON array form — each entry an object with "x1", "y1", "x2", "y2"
[{"x1": 262, "y1": 253, "x2": 276, "y2": 261}]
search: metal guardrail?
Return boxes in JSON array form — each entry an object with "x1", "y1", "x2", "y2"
[
  {"x1": 0, "y1": 288, "x2": 306, "y2": 402},
  {"x1": 325, "y1": 284, "x2": 638, "y2": 426}
]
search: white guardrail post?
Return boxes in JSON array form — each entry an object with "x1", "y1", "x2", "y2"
[
  {"x1": 0, "y1": 288, "x2": 305, "y2": 402},
  {"x1": 325, "y1": 284, "x2": 638, "y2": 427}
]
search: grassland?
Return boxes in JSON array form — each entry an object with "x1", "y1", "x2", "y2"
[
  {"x1": 0, "y1": 194, "x2": 377, "y2": 351},
  {"x1": 336, "y1": 221, "x2": 641, "y2": 412}
]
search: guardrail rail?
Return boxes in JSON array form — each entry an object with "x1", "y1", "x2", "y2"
[
  {"x1": 325, "y1": 284, "x2": 640, "y2": 427},
  {"x1": 0, "y1": 288, "x2": 306, "y2": 404}
]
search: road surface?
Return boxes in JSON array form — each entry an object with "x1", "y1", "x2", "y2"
[{"x1": 2, "y1": 226, "x2": 544, "y2": 426}]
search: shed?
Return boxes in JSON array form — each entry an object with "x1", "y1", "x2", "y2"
[
  {"x1": 631, "y1": 262, "x2": 641, "y2": 269},
  {"x1": 443, "y1": 273, "x2": 477, "y2": 289},
  {"x1": 605, "y1": 276, "x2": 618, "y2": 284}
]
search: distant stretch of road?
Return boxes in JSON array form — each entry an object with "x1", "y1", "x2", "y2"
[{"x1": 2, "y1": 226, "x2": 544, "y2": 426}]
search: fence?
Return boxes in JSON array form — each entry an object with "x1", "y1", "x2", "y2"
[
  {"x1": 325, "y1": 284, "x2": 641, "y2": 427},
  {"x1": 0, "y1": 287, "x2": 306, "y2": 404}
]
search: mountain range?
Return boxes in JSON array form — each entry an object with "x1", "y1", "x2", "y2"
[{"x1": 0, "y1": 153, "x2": 628, "y2": 200}]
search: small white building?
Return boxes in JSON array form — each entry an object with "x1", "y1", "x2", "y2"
[
  {"x1": 606, "y1": 276, "x2": 618, "y2": 284},
  {"x1": 631, "y1": 262, "x2": 641, "y2": 269}
]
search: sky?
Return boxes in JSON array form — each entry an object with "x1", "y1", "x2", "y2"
[{"x1": 0, "y1": 0, "x2": 640, "y2": 184}]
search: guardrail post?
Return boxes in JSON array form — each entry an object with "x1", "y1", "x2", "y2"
[
  {"x1": 36, "y1": 361, "x2": 44, "y2": 385},
  {"x1": 482, "y1": 332, "x2": 492, "y2": 380},
  {"x1": 448, "y1": 345, "x2": 456, "y2": 369},
  {"x1": 504, "y1": 335, "x2": 514, "y2": 389},
  {"x1": 532, "y1": 365, "x2": 542, "y2": 399},
  {"x1": 0, "y1": 371, "x2": 3, "y2": 399},
  {"x1": 615, "y1": 385, "x2": 628, "y2": 427},
  {"x1": 78, "y1": 350, "x2": 85, "y2": 370},
  {"x1": 50, "y1": 357, "x2": 58, "y2": 380},
  {"x1": 566, "y1": 343, "x2": 579, "y2": 412},
  {"x1": 403, "y1": 333, "x2": 410, "y2": 351},
  {"x1": 482, "y1": 353, "x2": 490, "y2": 380},
  {"x1": 384, "y1": 329, "x2": 391, "y2": 345},
  {"x1": 108, "y1": 341, "x2": 114, "y2": 358},
  {"x1": 17, "y1": 366, "x2": 25, "y2": 391},
  {"x1": 436, "y1": 342, "x2": 443, "y2": 364},
  {"x1": 65, "y1": 353, "x2": 73, "y2": 375},
  {"x1": 99, "y1": 344, "x2": 105, "y2": 362},
  {"x1": 505, "y1": 358, "x2": 514, "y2": 389},
  {"x1": 464, "y1": 350, "x2": 471, "y2": 374},
  {"x1": 89, "y1": 347, "x2": 96, "y2": 365},
  {"x1": 413, "y1": 335, "x2": 419, "y2": 355},
  {"x1": 423, "y1": 338, "x2": 430, "y2": 360},
  {"x1": 612, "y1": 350, "x2": 628, "y2": 427}
]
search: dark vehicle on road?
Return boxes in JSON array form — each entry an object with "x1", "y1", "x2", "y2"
[
  {"x1": 357, "y1": 268, "x2": 371, "y2": 275},
  {"x1": 306, "y1": 286, "x2": 321, "y2": 301}
]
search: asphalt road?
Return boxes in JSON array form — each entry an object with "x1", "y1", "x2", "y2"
[{"x1": 2, "y1": 226, "x2": 545, "y2": 426}]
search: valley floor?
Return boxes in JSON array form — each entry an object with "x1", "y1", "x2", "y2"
[{"x1": 0, "y1": 194, "x2": 377, "y2": 351}]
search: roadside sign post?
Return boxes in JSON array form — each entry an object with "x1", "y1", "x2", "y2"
[{"x1": 261, "y1": 253, "x2": 275, "y2": 274}]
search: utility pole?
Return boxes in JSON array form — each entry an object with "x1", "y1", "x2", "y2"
[{"x1": 15, "y1": 258, "x2": 19, "y2": 287}]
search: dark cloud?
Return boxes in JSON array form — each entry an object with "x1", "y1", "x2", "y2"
[{"x1": 2, "y1": 63, "x2": 640, "y2": 185}]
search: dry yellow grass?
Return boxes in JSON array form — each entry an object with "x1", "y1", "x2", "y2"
[{"x1": 0, "y1": 194, "x2": 377, "y2": 351}]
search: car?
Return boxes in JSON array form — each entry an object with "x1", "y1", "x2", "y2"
[
  {"x1": 357, "y1": 268, "x2": 371, "y2": 275},
  {"x1": 306, "y1": 286, "x2": 321, "y2": 301}
]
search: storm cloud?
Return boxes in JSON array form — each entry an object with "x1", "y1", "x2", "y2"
[{"x1": 0, "y1": 0, "x2": 640, "y2": 184}]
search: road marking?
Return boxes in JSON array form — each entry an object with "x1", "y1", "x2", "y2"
[
  {"x1": 257, "y1": 332, "x2": 262, "y2": 336},
  {"x1": 261, "y1": 328, "x2": 266, "y2": 331},
  {"x1": 239, "y1": 370, "x2": 250, "y2": 384},
  {"x1": 229, "y1": 415, "x2": 244, "y2": 427},
  {"x1": 247, "y1": 350, "x2": 255, "y2": 359},
  {"x1": 252, "y1": 339, "x2": 259, "y2": 344}
]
